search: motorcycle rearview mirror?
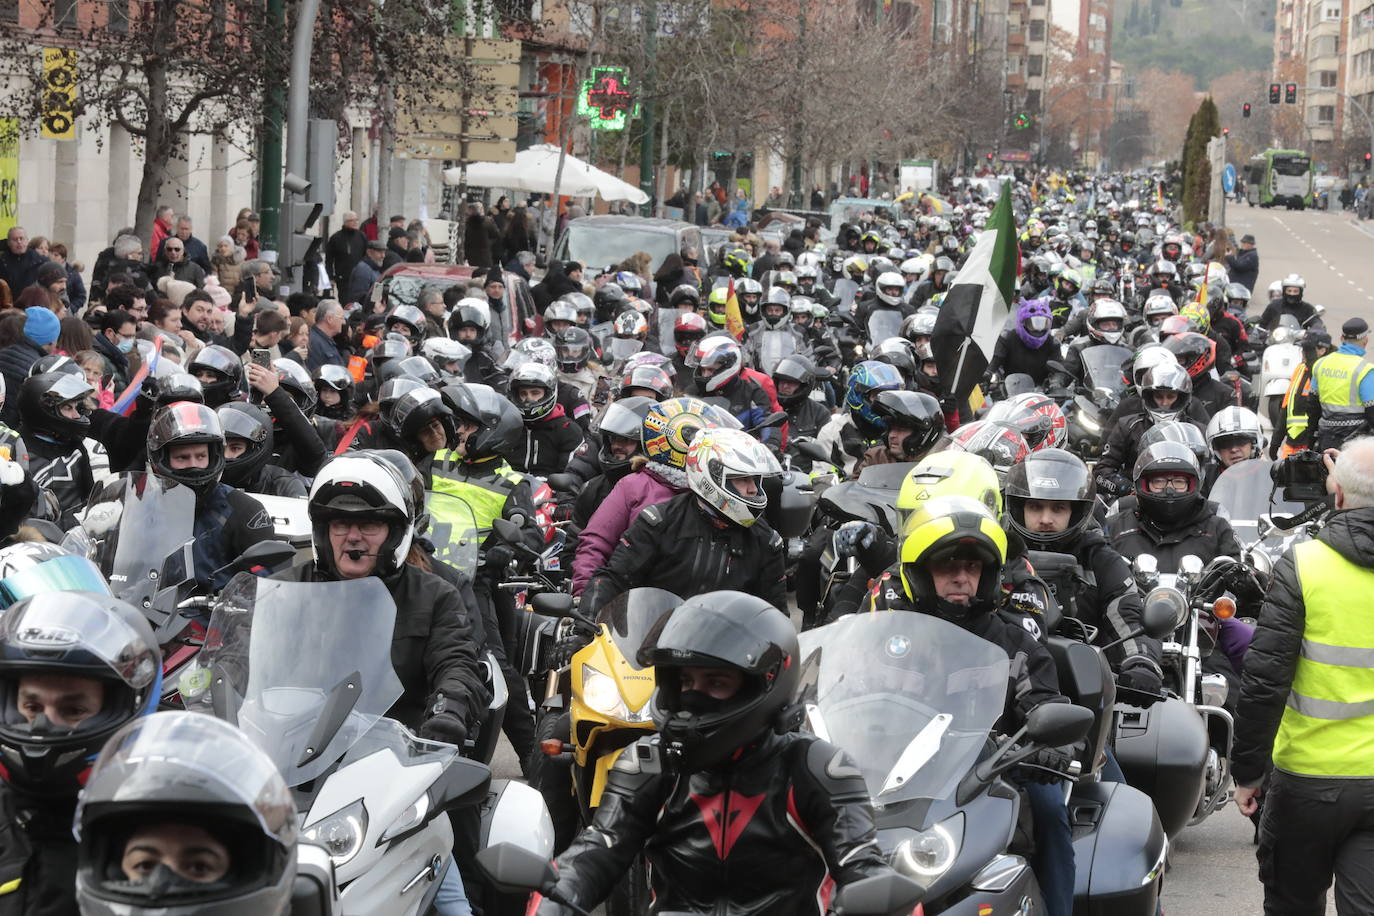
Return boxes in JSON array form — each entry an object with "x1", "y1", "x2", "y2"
[
  {"x1": 546, "y1": 473, "x2": 578, "y2": 493},
  {"x1": 476, "y1": 843, "x2": 594, "y2": 916},
  {"x1": 530, "y1": 592, "x2": 575, "y2": 617},
  {"x1": 750, "y1": 411, "x2": 788, "y2": 431},
  {"x1": 428, "y1": 756, "x2": 492, "y2": 814},
  {"x1": 832, "y1": 872, "x2": 925, "y2": 915},
  {"x1": 491, "y1": 518, "x2": 524, "y2": 545},
  {"x1": 234, "y1": 539, "x2": 297, "y2": 571},
  {"x1": 795, "y1": 439, "x2": 831, "y2": 464},
  {"x1": 1046, "y1": 360, "x2": 1069, "y2": 375},
  {"x1": 1026, "y1": 702, "x2": 1094, "y2": 748}
]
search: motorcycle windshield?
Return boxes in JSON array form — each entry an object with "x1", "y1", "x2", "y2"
[
  {"x1": 204, "y1": 576, "x2": 403, "y2": 786},
  {"x1": 866, "y1": 309, "x2": 903, "y2": 344},
  {"x1": 109, "y1": 475, "x2": 197, "y2": 640},
  {"x1": 758, "y1": 330, "x2": 797, "y2": 375},
  {"x1": 1081, "y1": 345, "x2": 1131, "y2": 396},
  {"x1": 1211, "y1": 458, "x2": 1308, "y2": 543},
  {"x1": 424, "y1": 490, "x2": 480, "y2": 578},
  {"x1": 657, "y1": 310, "x2": 679, "y2": 355},
  {"x1": 799, "y1": 613, "x2": 1008, "y2": 804},
  {"x1": 609, "y1": 337, "x2": 644, "y2": 362},
  {"x1": 597, "y1": 587, "x2": 683, "y2": 664},
  {"x1": 833, "y1": 279, "x2": 860, "y2": 311}
]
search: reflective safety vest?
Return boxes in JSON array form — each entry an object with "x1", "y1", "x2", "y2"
[
  {"x1": 1283, "y1": 364, "x2": 1313, "y2": 445},
  {"x1": 429, "y1": 452, "x2": 524, "y2": 543},
  {"x1": 1311, "y1": 351, "x2": 1374, "y2": 441},
  {"x1": 1273, "y1": 538, "x2": 1374, "y2": 777}
]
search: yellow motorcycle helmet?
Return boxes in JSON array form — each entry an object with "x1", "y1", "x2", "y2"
[
  {"x1": 897, "y1": 452, "x2": 1003, "y2": 529},
  {"x1": 706, "y1": 287, "x2": 730, "y2": 327},
  {"x1": 898, "y1": 495, "x2": 1007, "y2": 620}
]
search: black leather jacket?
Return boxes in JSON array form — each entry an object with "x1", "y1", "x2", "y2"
[
  {"x1": 0, "y1": 790, "x2": 76, "y2": 916},
  {"x1": 583, "y1": 491, "x2": 787, "y2": 614},
  {"x1": 539, "y1": 732, "x2": 890, "y2": 915},
  {"x1": 1104, "y1": 498, "x2": 1242, "y2": 574}
]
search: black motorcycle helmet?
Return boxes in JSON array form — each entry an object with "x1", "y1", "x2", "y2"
[
  {"x1": 596, "y1": 396, "x2": 653, "y2": 474},
  {"x1": 0, "y1": 591, "x2": 160, "y2": 797},
  {"x1": 667, "y1": 284, "x2": 701, "y2": 310},
  {"x1": 553, "y1": 326, "x2": 593, "y2": 373},
  {"x1": 148, "y1": 402, "x2": 227, "y2": 497},
  {"x1": 870, "y1": 338, "x2": 919, "y2": 386},
  {"x1": 390, "y1": 386, "x2": 456, "y2": 460},
  {"x1": 639, "y1": 590, "x2": 800, "y2": 771},
  {"x1": 18, "y1": 371, "x2": 94, "y2": 446},
  {"x1": 313, "y1": 364, "x2": 355, "y2": 420},
  {"x1": 1004, "y1": 447, "x2": 1097, "y2": 551},
  {"x1": 1132, "y1": 440, "x2": 1202, "y2": 526},
  {"x1": 438, "y1": 382, "x2": 523, "y2": 465},
  {"x1": 593, "y1": 283, "x2": 628, "y2": 324},
  {"x1": 216, "y1": 402, "x2": 274, "y2": 489},
  {"x1": 187, "y1": 345, "x2": 244, "y2": 407},
  {"x1": 150, "y1": 371, "x2": 205, "y2": 409},
  {"x1": 369, "y1": 336, "x2": 412, "y2": 377},
  {"x1": 392, "y1": 354, "x2": 442, "y2": 388},
  {"x1": 870, "y1": 389, "x2": 944, "y2": 458},
  {"x1": 771, "y1": 354, "x2": 817, "y2": 410}
]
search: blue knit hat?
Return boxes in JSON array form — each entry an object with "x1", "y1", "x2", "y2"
[{"x1": 23, "y1": 307, "x2": 59, "y2": 346}]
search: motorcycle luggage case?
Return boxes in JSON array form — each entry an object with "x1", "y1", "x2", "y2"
[
  {"x1": 1069, "y1": 781, "x2": 1167, "y2": 916},
  {"x1": 1113, "y1": 696, "x2": 1209, "y2": 838}
]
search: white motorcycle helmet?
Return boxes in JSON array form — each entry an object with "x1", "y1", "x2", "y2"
[
  {"x1": 1206, "y1": 405, "x2": 1266, "y2": 464},
  {"x1": 307, "y1": 451, "x2": 415, "y2": 578},
  {"x1": 875, "y1": 271, "x2": 906, "y2": 307},
  {"x1": 685, "y1": 427, "x2": 781, "y2": 527}
]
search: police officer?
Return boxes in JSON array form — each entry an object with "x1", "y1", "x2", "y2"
[
  {"x1": 1233, "y1": 437, "x2": 1374, "y2": 913},
  {"x1": 1305, "y1": 318, "x2": 1374, "y2": 451}
]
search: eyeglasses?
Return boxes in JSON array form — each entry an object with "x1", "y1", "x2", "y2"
[
  {"x1": 1144, "y1": 474, "x2": 1193, "y2": 493},
  {"x1": 327, "y1": 519, "x2": 388, "y2": 536},
  {"x1": 165, "y1": 246, "x2": 183, "y2": 253}
]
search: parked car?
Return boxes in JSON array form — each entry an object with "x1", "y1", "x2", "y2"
[{"x1": 552, "y1": 215, "x2": 704, "y2": 277}]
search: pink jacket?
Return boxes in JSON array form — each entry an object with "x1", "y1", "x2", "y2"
[{"x1": 572, "y1": 462, "x2": 688, "y2": 594}]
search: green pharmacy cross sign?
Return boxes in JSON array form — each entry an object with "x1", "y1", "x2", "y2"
[
  {"x1": 577, "y1": 67, "x2": 640, "y2": 131},
  {"x1": 1012, "y1": 112, "x2": 1032, "y2": 130}
]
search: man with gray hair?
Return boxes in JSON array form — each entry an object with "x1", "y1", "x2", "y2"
[
  {"x1": 326, "y1": 210, "x2": 367, "y2": 295},
  {"x1": 308, "y1": 299, "x2": 348, "y2": 371},
  {"x1": 103, "y1": 233, "x2": 153, "y2": 295},
  {"x1": 417, "y1": 286, "x2": 446, "y2": 337},
  {"x1": 237, "y1": 258, "x2": 277, "y2": 310},
  {"x1": 1233, "y1": 435, "x2": 1374, "y2": 912}
]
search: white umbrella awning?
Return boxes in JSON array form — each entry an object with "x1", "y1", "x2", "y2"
[{"x1": 443, "y1": 144, "x2": 648, "y2": 204}]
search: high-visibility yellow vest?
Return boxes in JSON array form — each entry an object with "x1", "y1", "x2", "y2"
[
  {"x1": 1273, "y1": 538, "x2": 1374, "y2": 777},
  {"x1": 1283, "y1": 365, "x2": 1313, "y2": 444},
  {"x1": 1311, "y1": 351, "x2": 1374, "y2": 440},
  {"x1": 429, "y1": 452, "x2": 524, "y2": 540}
]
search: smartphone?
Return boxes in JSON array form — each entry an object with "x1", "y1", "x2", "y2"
[{"x1": 250, "y1": 348, "x2": 273, "y2": 370}]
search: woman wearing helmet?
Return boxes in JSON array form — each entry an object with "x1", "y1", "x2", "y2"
[
  {"x1": 572, "y1": 397, "x2": 736, "y2": 596},
  {"x1": 539, "y1": 591, "x2": 891, "y2": 915},
  {"x1": 670, "y1": 312, "x2": 708, "y2": 384},
  {"x1": 507, "y1": 362, "x2": 583, "y2": 477},
  {"x1": 986, "y1": 298, "x2": 1057, "y2": 387},
  {"x1": 581, "y1": 427, "x2": 787, "y2": 613},
  {"x1": 75, "y1": 712, "x2": 299, "y2": 916},
  {"x1": 144, "y1": 401, "x2": 281, "y2": 591},
  {"x1": 0, "y1": 592, "x2": 161, "y2": 915},
  {"x1": 863, "y1": 496, "x2": 1076, "y2": 916},
  {"x1": 1094, "y1": 363, "x2": 1202, "y2": 500},
  {"x1": 1005, "y1": 447, "x2": 1163, "y2": 688},
  {"x1": 287, "y1": 450, "x2": 487, "y2": 746},
  {"x1": 1105, "y1": 440, "x2": 1241, "y2": 573}
]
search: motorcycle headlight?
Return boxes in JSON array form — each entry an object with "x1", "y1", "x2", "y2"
[
  {"x1": 582, "y1": 664, "x2": 628, "y2": 719},
  {"x1": 303, "y1": 799, "x2": 367, "y2": 866},
  {"x1": 1078, "y1": 411, "x2": 1102, "y2": 434},
  {"x1": 892, "y1": 813, "x2": 963, "y2": 885}
]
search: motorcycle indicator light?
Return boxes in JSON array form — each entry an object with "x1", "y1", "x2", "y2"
[
  {"x1": 1212, "y1": 596, "x2": 1236, "y2": 620},
  {"x1": 541, "y1": 738, "x2": 566, "y2": 757}
]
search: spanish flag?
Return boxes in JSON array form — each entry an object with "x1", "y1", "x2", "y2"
[
  {"x1": 724, "y1": 277, "x2": 746, "y2": 341},
  {"x1": 1156, "y1": 180, "x2": 1166, "y2": 210}
]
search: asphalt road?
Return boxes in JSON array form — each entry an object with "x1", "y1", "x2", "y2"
[{"x1": 488, "y1": 203, "x2": 1371, "y2": 914}]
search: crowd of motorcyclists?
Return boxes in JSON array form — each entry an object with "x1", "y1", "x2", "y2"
[{"x1": 0, "y1": 167, "x2": 1360, "y2": 916}]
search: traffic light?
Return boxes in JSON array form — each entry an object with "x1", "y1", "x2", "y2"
[
  {"x1": 1269, "y1": 83, "x2": 1281, "y2": 104},
  {"x1": 986, "y1": 152, "x2": 994, "y2": 162},
  {"x1": 1365, "y1": 152, "x2": 1372, "y2": 168},
  {"x1": 283, "y1": 192, "x2": 323, "y2": 294},
  {"x1": 1222, "y1": 128, "x2": 1230, "y2": 136},
  {"x1": 1243, "y1": 102, "x2": 1251, "y2": 118},
  {"x1": 1286, "y1": 83, "x2": 1298, "y2": 104}
]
